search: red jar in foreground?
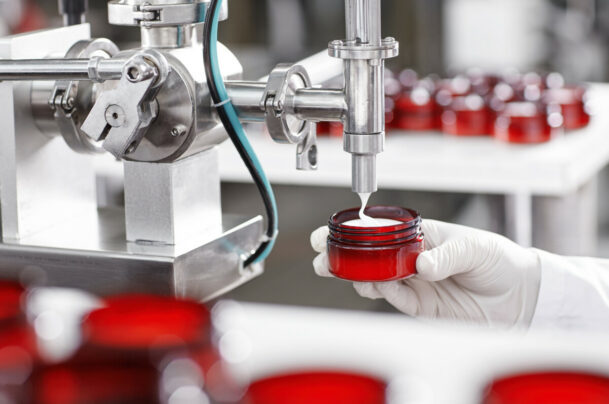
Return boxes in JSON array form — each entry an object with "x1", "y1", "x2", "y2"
[
  {"x1": 0, "y1": 281, "x2": 26, "y2": 328},
  {"x1": 494, "y1": 102, "x2": 554, "y2": 144},
  {"x1": 33, "y1": 365, "x2": 159, "y2": 404},
  {"x1": 482, "y1": 372, "x2": 609, "y2": 404},
  {"x1": 543, "y1": 86, "x2": 590, "y2": 130},
  {"x1": 81, "y1": 294, "x2": 212, "y2": 352},
  {"x1": 327, "y1": 206, "x2": 424, "y2": 282},
  {"x1": 243, "y1": 371, "x2": 386, "y2": 404}
]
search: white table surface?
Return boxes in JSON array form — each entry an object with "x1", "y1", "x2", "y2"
[{"x1": 219, "y1": 84, "x2": 609, "y2": 197}]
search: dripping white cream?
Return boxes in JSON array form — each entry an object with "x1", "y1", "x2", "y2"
[{"x1": 342, "y1": 193, "x2": 402, "y2": 227}]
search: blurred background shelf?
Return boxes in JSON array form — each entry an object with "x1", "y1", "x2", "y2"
[{"x1": 219, "y1": 84, "x2": 609, "y2": 253}]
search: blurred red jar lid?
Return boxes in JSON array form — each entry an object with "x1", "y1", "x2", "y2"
[
  {"x1": 395, "y1": 87, "x2": 440, "y2": 131},
  {"x1": 82, "y1": 294, "x2": 211, "y2": 351},
  {"x1": 543, "y1": 86, "x2": 590, "y2": 130},
  {"x1": 442, "y1": 94, "x2": 491, "y2": 136},
  {"x1": 483, "y1": 372, "x2": 609, "y2": 404},
  {"x1": 243, "y1": 371, "x2": 387, "y2": 404},
  {"x1": 494, "y1": 102, "x2": 555, "y2": 144},
  {"x1": 0, "y1": 281, "x2": 25, "y2": 326},
  {"x1": 34, "y1": 365, "x2": 158, "y2": 404}
]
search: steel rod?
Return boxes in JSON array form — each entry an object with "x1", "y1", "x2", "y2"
[{"x1": 0, "y1": 58, "x2": 124, "y2": 81}]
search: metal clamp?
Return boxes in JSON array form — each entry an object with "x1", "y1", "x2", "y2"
[
  {"x1": 80, "y1": 50, "x2": 169, "y2": 158},
  {"x1": 328, "y1": 37, "x2": 399, "y2": 60},
  {"x1": 107, "y1": 0, "x2": 228, "y2": 27},
  {"x1": 50, "y1": 38, "x2": 120, "y2": 154},
  {"x1": 261, "y1": 64, "x2": 312, "y2": 145}
]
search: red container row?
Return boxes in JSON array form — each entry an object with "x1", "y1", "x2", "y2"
[{"x1": 318, "y1": 69, "x2": 591, "y2": 144}]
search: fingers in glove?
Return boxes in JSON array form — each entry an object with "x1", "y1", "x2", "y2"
[
  {"x1": 312, "y1": 251, "x2": 333, "y2": 277},
  {"x1": 416, "y1": 236, "x2": 492, "y2": 282},
  {"x1": 310, "y1": 226, "x2": 330, "y2": 253},
  {"x1": 420, "y1": 219, "x2": 470, "y2": 249},
  {"x1": 374, "y1": 281, "x2": 420, "y2": 317},
  {"x1": 353, "y1": 282, "x2": 384, "y2": 299}
]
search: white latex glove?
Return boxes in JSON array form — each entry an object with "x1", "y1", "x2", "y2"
[{"x1": 311, "y1": 219, "x2": 541, "y2": 328}]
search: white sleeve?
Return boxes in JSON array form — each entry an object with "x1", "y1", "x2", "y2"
[{"x1": 529, "y1": 249, "x2": 609, "y2": 332}]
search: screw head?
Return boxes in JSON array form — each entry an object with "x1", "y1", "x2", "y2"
[
  {"x1": 170, "y1": 125, "x2": 187, "y2": 137},
  {"x1": 105, "y1": 105, "x2": 126, "y2": 127}
]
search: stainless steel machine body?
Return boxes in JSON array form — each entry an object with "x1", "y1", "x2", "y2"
[{"x1": 0, "y1": 0, "x2": 397, "y2": 299}]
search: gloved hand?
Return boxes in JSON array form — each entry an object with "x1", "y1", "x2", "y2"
[{"x1": 311, "y1": 219, "x2": 542, "y2": 327}]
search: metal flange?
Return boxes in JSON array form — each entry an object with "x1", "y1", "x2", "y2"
[
  {"x1": 328, "y1": 37, "x2": 399, "y2": 60},
  {"x1": 107, "y1": 0, "x2": 228, "y2": 27}
]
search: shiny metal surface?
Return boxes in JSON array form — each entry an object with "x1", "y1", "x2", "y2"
[
  {"x1": 141, "y1": 24, "x2": 203, "y2": 48},
  {"x1": 328, "y1": 0, "x2": 399, "y2": 193},
  {"x1": 124, "y1": 148, "x2": 222, "y2": 247},
  {"x1": 107, "y1": 0, "x2": 228, "y2": 27},
  {"x1": 49, "y1": 38, "x2": 120, "y2": 154},
  {"x1": 81, "y1": 50, "x2": 164, "y2": 158},
  {"x1": 0, "y1": 58, "x2": 124, "y2": 82},
  {"x1": 226, "y1": 84, "x2": 346, "y2": 123},
  {"x1": 296, "y1": 126, "x2": 318, "y2": 171},
  {"x1": 0, "y1": 209, "x2": 263, "y2": 301},
  {"x1": 289, "y1": 88, "x2": 346, "y2": 122},
  {"x1": 224, "y1": 81, "x2": 266, "y2": 122},
  {"x1": 262, "y1": 64, "x2": 312, "y2": 145}
]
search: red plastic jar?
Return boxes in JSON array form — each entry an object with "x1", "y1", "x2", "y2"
[
  {"x1": 482, "y1": 372, "x2": 609, "y2": 404},
  {"x1": 442, "y1": 94, "x2": 492, "y2": 136},
  {"x1": 494, "y1": 102, "x2": 554, "y2": 144},
  {"x1": 0, "y1": 281, "x2": 26, "y2": 328},
  {"x1": 242, "y1": 371, "x2": 386, "y2": 404},
  {"x1": 82, "y1": 294, "x2": 211, "y2": 352},
  {"x1": 327, "y1": 206, "x2": 424, "y2": 282},
  {"x1": 395, "y1": 86, "x2": 440, "y2": 131},
  {"x1": 543, "y1": 86, "x2": 590, "y2": 130},
  {"x1": 33, "y1": 365, "x2": 159, "y2": 404}
]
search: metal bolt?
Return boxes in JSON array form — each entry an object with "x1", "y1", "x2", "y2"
[
  {"x1": 125, "y1": 142, "x2": 138, "y2": 155},
  {"x1": 170, "y1": 125, "x2": 187, "y2": 137},
  {"x1": 66, "y1": 97, "x2": 75, "y2": 109},
  {"x1": 383, "y1": 37, "x2": 396, "y2": 44},
  {"x1": 105, "y1": 105, "x2": 126, "y2": 127},
  {"x1": 330, "y1": 40, "x2": 342, "y2": 47},
  {"x1": 127, "y1": 66, "x2": 141, "y2": 82}
]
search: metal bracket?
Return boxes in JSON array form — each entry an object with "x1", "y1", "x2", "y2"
[
  {"x1": 50, "y1": 38, "x2": 120, "y2": 154},
  {"x1": 296, "y1": 124, "x2": 318, "y2": 171},
  {"x1": 80, "y1": 50, "x2": 169, "y2": 159}
]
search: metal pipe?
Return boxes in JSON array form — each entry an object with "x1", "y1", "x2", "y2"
[
  {"x1": 225, "y1": 82, "x2": 346, "y2": 123},
  {"x1": 342, "y1": 0, "x2": 384, "y2": 194},
  {"x1": 0, "y1": 59, "x2": 124, "y2": 82},
  {"x1": 224, "y1": 81, "x2": 267, "y2": 122},
  {"x1": 345, "y1": 0, "x2": 381, "y2": 45},
  {"x1": 289, "y1": 88, "x2": 346, "y2": 122}
]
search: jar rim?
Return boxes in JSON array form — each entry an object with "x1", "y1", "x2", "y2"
[{"x1": 329, "y1": 206, "x2": 421, "y2": 234}]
